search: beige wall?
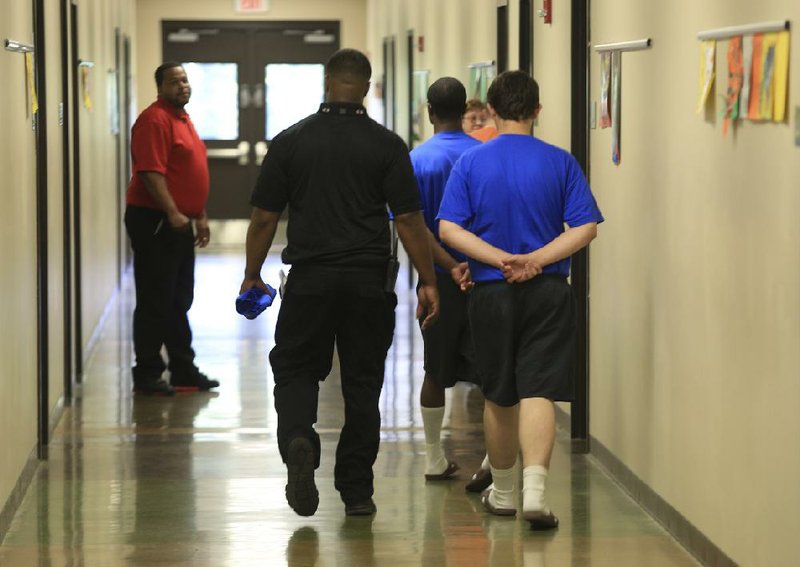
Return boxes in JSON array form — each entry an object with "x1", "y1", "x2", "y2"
[
  {"x1": 0, "y1": 0, "x2": 136, "y2": 523},
  {"x1": 135, "y1": 0, "x2": 367, "y2": 114},
  {"x1": 79, "y1": 0, "x2": 113, "y2": 350},
  {"x1": 531, "y1": 0, "x2": 572, "y2": 150},
  {"x1": 587, "y1": 2, "x2": 800, "y2": 565},
  {"x1": 367, "y1": 0, "x2": 497, "y2": 143},
  {"x1": 0, "y1": 1, "x2": 40, "y2": 512},
  {"x1": 76, "y1": 0, "x2": 136, "y2": 352}
]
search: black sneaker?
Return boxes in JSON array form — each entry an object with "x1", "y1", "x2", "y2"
[
  {"x1": 345, "y1": 498, "x2": 377, "y2": 516},
  {"x1": 171, "y1": 372, "x2": 219, "y2": 392},
  {"x1": 285, "y1": 437, "x2": 319, "y2": 517},
  {"x1": 133, "y1": 379, "x2": 175, "y2": 396}
]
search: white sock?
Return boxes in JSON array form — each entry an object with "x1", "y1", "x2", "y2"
[
  {"x1": 421, "y1": 406, "x2": 447, "y2": 475},
  {"x1": 480, "y1": 454, "x2": 491, "y2": 470},
  {"x1": 522, "y1": 465, "x2": 550, "y2": 513},
  {"x1": 488, "y1": 464, "x2": 516, "y2": 510}
]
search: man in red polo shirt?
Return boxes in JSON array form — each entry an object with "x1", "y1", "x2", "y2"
[{"x1": 124, "y1": 62, "x2": 218, "y2": 395}]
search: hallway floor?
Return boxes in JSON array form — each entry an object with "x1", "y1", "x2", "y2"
[{"x1": 0, "y1": 249, "x2": 699, "y2": 566}]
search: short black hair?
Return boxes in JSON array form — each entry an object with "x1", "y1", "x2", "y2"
[
  {"x1": 325, "y1": 48, "x2": 371, "y2": 80},
  {"x1": 487, "y1": 71, "x2": 540, "y2": 121},
  {"x1": 427, "y1": 77, "x2": 467, "y2": 121},
  {"x1": 155, "y1": 62, "x2": 183, "y2": 87}
]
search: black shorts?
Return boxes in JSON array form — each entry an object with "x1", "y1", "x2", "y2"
[
  {"x1": 468, "y1": 275, "x2": 575, "y2": 406},
  {"x1": 419, "y1": 272, "x2": 477, "y2": 388}
]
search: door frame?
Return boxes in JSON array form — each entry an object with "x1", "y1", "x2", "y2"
[
  {"x1": 59, "y1": 0, "x2": 74, "y2": 406},
  {"x1": 70, "y1": 0, "x2": 84, "y2": 384},
  {"x1": 496, "y1": 1, "x2": 509, "y2": 73},
  {"x1": 569, "y1": 0, "x2": 591, "y2": 454},
  {"x1": 33, "y1": 0, "x2": 51, "y2": 458}
]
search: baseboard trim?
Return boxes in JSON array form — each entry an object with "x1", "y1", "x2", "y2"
[
  {"x1": 554, "y1": 406, "x2": 738, "y2": 566},
  {"x1": 0, "y1": 447, "x2": 40, "y2": 544}
]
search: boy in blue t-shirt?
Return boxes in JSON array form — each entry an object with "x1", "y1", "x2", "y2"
[
  {"x1": 438, "y1": 71, "x2": 603, "y2": 530},
  {"x1": 410, "y1": 77, "x2": 480, "y2": 482}
]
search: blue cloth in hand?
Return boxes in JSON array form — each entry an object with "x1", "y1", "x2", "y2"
[{"x1": 236, "y1": 285, "x2": 277, "y2": 319}]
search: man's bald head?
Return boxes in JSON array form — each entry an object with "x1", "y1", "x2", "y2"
[{"x1": 325, "y1": 48, "x2": 372, "y2": 103}]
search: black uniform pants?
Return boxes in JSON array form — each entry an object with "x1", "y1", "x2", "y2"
[
  {"x1": 125, "y1": 206, "x2": 198, "y2": 383},
  {"x1": 269, "y1": 265, "x2": 396, "y2": 505}
]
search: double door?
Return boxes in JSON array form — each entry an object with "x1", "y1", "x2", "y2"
[{"x1": 163, "y1": 21, "x2": 339, "y2": 219}]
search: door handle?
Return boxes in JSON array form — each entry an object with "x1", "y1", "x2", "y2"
[
  {"x1": 254, "y1": 141, "x2": 268, "y2": 164},
  {"x1": 206, "y1": 140, "x2": 250, "y2": 165},
  {"x1": 252, "y1": 84, "x2": 264, "y2": 109},
  {"x1": 240, "y1": 84, "x2": 251, "y2": 109}
]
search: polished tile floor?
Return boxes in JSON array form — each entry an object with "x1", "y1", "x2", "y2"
[{"x1": 0, "y1": 248, "x2": 699, "y2": 566}]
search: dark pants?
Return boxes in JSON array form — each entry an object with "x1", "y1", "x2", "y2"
[
  {"x1": 125, "y1": 206, "x2": 198, "y2": 383},
  {"x1": 269, "y1": 265, "x2": 396, "y2": 505}
]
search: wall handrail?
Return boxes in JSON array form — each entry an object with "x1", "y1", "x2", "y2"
[
  {"x1": 468, "y1": 60, "x2": 496, "y2": 69},
  {"x1": 697, "y1": 20, "x2": 789, "y2": 41},
  {"x1": 4, "y1": 39, "x2": 34, "y2": 53},
  {"x1": 593, "y1": 38, "x2": 651, "y2": 52}
]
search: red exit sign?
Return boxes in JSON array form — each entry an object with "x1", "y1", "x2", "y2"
[{"x1": 235, "y1": 0, "x2": 269, "y2": 12}]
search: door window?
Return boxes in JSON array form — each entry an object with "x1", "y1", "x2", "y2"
[
  {"x1": 184, "y1": 62, "x2": 239, "y2": 140},
  {"x1": 264, "y1": 63, "x2": 324, "y2": 140}
]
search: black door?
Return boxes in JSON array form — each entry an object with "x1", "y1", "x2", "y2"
[{"x1": 162, "y1": 20, "x2": 339, "y2": 219}]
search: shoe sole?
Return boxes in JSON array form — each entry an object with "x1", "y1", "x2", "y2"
[
  {"x1": 172, "y1": 385, "x2": 217, "y2": 392},
  {"x1": 345, "y1": 502, "x2": 377, "y2": 516},
  {"x1": 286, "y1": 438, "x2": 319, "y2": 517},
  {"x1": 425, "y1": 460, "x2": 460, "y2": 481},
  {"x1": 481, "y1": 489, "x2": 516, "y2": 516},
  {"x1": 523, "y1": 510, "x2": 559, "y2": 530}
]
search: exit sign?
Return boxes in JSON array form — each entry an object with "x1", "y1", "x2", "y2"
[{"x1": 235, "y1": 0, "x2": 269, "y2": 12}]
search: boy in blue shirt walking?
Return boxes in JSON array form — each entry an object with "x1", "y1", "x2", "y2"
[
  {"x1": 438, "y1": 71, "x2": 603, "y2": 529},
  {"x1": 410, "y1": 77, "x2": 480, "y2": 481}
]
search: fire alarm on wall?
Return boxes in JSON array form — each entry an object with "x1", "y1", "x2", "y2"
[{"x1": 538, "y1": 0, "x2": 552, "y2": 24}]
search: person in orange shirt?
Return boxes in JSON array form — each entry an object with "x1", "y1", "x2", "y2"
[
  {"x1": 462, "y1": 98, "x2": 485, "y2": 133},
  {"x1": 470, "y1": 103, "x2": 499, "y2": 142}
]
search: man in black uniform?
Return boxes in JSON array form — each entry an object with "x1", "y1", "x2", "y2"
[{"x1": 240, "y1": 49, "x2": 439, "y2": 518}]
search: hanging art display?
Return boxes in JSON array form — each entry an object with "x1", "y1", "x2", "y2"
[
  {"x1": 722, "y1": 37, "x2": 743, "y2": 137},
  {"x1": 611, "y1": 51, "x2": 621, "y2": 165},
  {"x1": 25, "y1": 52, "x2": 38, "y2": 115},
  {"x1": 599, "y1": 52, "x2": 612, "y2": 129},
  {"x1": 696, "y1": 40, "x2": 716, "y2": 113},
  {"x1": 697, "y1": 22, "x2": 790, "y2": 136}
]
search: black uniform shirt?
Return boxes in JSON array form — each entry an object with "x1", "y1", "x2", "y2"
[{"x1": 251, "y1": 102, "x2": 422, "y2": 267}]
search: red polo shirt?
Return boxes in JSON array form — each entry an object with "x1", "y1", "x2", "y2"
[{"x1": 126, "y1": 97, "x2": 209, "y2": 217}]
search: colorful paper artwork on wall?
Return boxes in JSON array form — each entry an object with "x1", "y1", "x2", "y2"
[
  {"x1": 25, "y1": 52, "x2": 38, "y2": 115},
  {"x1": 611, "y1": 51, "x2": 622, "y2": 165},
  {"x1": 740, "y1": 36, "x2": 753, "y2": 114},
  {"x1": 599, "y1": 52, "x2": 612, "y2": 129},
  {"x1": 700, "y1": 28, "x2": 790, "y2": 135},
  {"x1": 696, "y1": 40, "x2": 716, "y2": 113},
  {"x1": 81, "y1": 65, "x2": 93, "y2": 111},
  {"x1": 722, "y1": 37, "x2": 742, "y2": 137},
  {"x1": 773, "y1": 31, "x2": 789, "y2": 122},
  {"x1": 746, "y1": 31, "x2": 790, "y2": 123}
]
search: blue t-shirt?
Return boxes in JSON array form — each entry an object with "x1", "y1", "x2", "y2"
[
  {"x1": 410, "y1": 131, "x2": 481, "y2": 271},
  {"x1": 437, "y1": 134, "x2": 604, "y2": 281}
]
